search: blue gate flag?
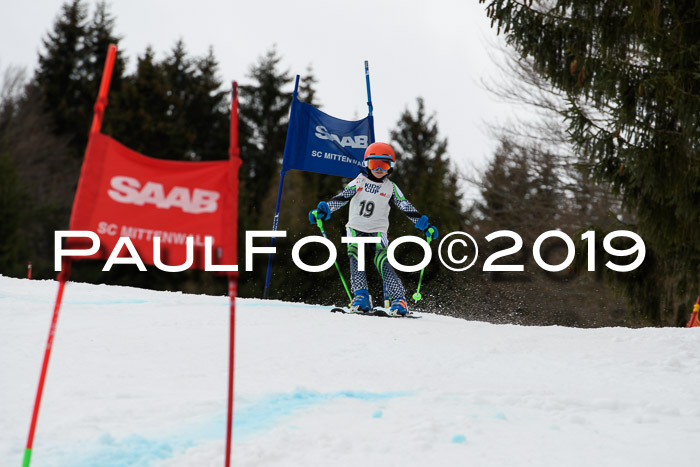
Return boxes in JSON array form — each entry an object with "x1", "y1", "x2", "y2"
[
  {"x1": 265, "y1": 69, "x2": 375, "y2": 300},
  {"x1": 281, "y1": 96, "x2": 374, "y2": 178}
]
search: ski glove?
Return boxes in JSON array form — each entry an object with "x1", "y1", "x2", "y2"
[
  {"x1": 308, "y1": 201, "x2": 331, "y2": 224},
  {"x1": 415, "y1": 215, "x2": 439, "y2": 240}
]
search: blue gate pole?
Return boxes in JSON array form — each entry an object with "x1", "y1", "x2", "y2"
[
  {"x1": 263, "y1": 75, "x2": 300, "y2": 299},
  {"x1": 364, "y1": 60, "x2": 373, "y2": 117},
  {"x1": 365, "y1": 60, "x2": 376, "y2": 142}
]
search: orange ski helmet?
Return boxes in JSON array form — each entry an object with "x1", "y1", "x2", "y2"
[{"x1": 363, "y1": 142, "x2": 396, "y2": 168}]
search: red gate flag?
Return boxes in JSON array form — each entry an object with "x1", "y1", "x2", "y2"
[
  {"x1": 68, "y1": 133, "x2": 238, "y2": 269},
  {"x1": 26, "y1": 43, "x2": 241, "y2": 467}
]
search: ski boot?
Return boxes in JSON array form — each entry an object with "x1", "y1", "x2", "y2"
[
  {"x1": 389, "y1": 297, "x2": 408, "y2": 316},
  {"x1": 350, "y1": 289, "x2": 372, "y2": 313}
]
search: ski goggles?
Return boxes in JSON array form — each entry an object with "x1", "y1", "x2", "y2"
[{"x1": 365, "y1": 158, "x2": 393, "y2": 172}]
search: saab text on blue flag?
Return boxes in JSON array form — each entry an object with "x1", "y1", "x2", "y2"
[{"x1": 282, "y1": 97, "x2": 374, "y2": 178}]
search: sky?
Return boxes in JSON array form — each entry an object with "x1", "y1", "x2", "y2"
[{"x1": 0, "y1": 0, "x2": 516, "y2": 191}]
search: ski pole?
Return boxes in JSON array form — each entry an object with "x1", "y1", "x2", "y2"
[
  {"x1": 313, "y1": 211, "x2": 353, "y2": 303},
  {"x1": 412, "y1": 228, "x2": 435, "y2": 302}
]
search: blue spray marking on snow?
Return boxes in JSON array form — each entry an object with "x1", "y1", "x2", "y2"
[
  {"x1": 451, "y1": 434, "x2": 467, "y2": 444},
  {"x1": 67, "y1": 389, "x2": 410, "y2": 466},
  {"x1": 231, "y1": 389, "x2": 410, "y2": 439},
  {"x1": 73, "y1": 434, "x2": 178, "y2": 467}
]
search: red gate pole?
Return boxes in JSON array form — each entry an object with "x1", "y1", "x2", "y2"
[
  {"x1": 22, "y1": 261, "x2": 71, "y2": 467},
  {"x1": 23, "y1": 44, "x2": 117, "y2": 467},
  {"x1": 89, "y1": 44, "x2": 117, "y2": 135},
  {"x1": 225, "y1": 274, "x2": 237, "y2": 467},
  {"x1": 225, "y1": 81, "x2": 242, "y2": 467}
]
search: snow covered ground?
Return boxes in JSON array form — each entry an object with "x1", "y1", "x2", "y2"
[{"x1": 1, "y1": 275, "x2": 699, "y2": 467}]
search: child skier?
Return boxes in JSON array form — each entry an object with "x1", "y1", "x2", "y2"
[{"x1": 308, "y1": 142, "x2": 438, "y2": 315}]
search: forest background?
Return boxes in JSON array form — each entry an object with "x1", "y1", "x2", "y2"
[{"x1": 1, "y1": 1, "x2": 698, "y2": 327}]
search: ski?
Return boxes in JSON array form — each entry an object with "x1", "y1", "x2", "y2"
[{"x1": 330, "y1": 307, "x2": 422, "y2": 319}]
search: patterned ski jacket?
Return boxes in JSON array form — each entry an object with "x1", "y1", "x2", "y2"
[{"x1": 327, "y1": 171, "x2": 422, "y2": 234}]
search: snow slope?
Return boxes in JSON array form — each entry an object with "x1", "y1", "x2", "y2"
[{"x1": 1, "y1": 276, "x2": 699, "y2": 466}]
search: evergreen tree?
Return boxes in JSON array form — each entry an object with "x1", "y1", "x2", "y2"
[
  {"x1": 187, "y1": 47, "x2": 229, "y2": 161},
  {"x1": 236, "y1": 58, "x2": 332, "y2": 299},
  {"x1": 160, "y1": 39, "x2": 197, "y2": 158},
  {"x1": 389, "y1": 97, "x2": 465, "y2": 234},
  {"x1": 238, "y1": 47, "x2": 293, "y2": 221},
  {"x1": 298, "y1": 64, "x2": 320, "y2": 107},
  {"x1": 470, "y1": 133, "x2": 639, "y2": 326},
  {"x1": 0, "y1": 151, "x2": 30, "y2": 276},
  {"x1": 375, "y1": 98, "x2": 468, "y2": 312},
  {"x1": 107, "y1": 47, "x2": 171, "y2": 156},
  {"x1": 84, "y1": 1, "x2": 126, "y2": 105},
  {"x1": 235, "y1": 47, "x2": 293, "y2": 297},
  {"x1": 107, "y1": 42, "x2": 229, "y2": 161},
  {"x1": 481, "y1": 0, "x2": 700, "y2": 324},
  {"x1": 476, "y1": 138, "x2": 566, "y2": 241},
  {"x1": 0, "y1": 62, "x2": 76, "y2": 279},
  {"x1": 34, "y1": 0, "x2": 88, "y2": 143},
  {"x1": 34, "y1": 0, "x2": 124, "y2": 154},
  {"x1": 0, "y1": 65, "x2": 25, "y2": 147},
  {"x1": 18, "y1": 1, "x2": 230, "y2": 285}
]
